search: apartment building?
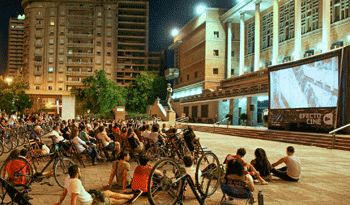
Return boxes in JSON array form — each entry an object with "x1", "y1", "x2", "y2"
[
  {"x1": 169, "y1": 0, "x2": 350, "y2": 125},
  {"x1": 18, "y1": 0, "x2": 164, "y2": 115},
  {"x1": 5, "y1": 15, "x2": 25, "y2": 78}
]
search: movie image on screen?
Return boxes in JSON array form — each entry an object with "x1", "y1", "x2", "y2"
[{"x1": 270, "y1": 56, "x2": 338, "y2": 109}]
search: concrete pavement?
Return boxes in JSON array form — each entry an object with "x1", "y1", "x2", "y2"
[{"x1": 1, "y1": 130, "x2": 350, "y2": 205}]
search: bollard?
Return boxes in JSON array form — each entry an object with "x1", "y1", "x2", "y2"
[{"x1": 258, "y1": 190, "x2": 264, "y2": 205}]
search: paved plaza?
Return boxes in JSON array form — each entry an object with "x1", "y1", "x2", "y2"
[{"x1": 1, "y1": 130, "x2": 350, "y2": 205}]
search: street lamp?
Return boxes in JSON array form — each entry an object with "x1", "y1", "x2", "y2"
[
  {"x1": 171, "y1": 28, "x2": 179, "y2": 37},
  {"x1": 195, "y1": 4, "x2": 207, "y2": 15},
  {"x1": 5, "y1": 78, "x2": 12, "y2": 85}
]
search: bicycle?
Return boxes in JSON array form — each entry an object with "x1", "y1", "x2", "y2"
[
  {"x1": 147, "y1": 152, "x2": 221, "y2": 205},
  {"x1": 0, "y1": 141, "x2": 75, "y2": 188}
]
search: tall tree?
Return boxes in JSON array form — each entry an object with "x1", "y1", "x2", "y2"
[
  {"x1": 126, "y1": 71, "x2": 167, "y2": 113},
  {"x1": 0, "y1": 73, "x2": 33, "y2": 114},
  {"x1": 71, "y1": 70, "x2": 126, "y2": 115}
]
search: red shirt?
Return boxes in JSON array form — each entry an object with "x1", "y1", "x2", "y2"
[
  {"x1": 5, "y1": 158, "x2": 32, "y2": 185},
  {"x1": 131, "y1": 165, "x2": 153, "y2": 193}
]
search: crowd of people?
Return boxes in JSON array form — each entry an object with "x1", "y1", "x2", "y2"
[{"x1": 0, "y1": 113, "x2": 302, "y2": 205}]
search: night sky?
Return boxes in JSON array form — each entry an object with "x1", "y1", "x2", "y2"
[{"x1": 0, "y1": 0, "x2": 235, "y2": 74}]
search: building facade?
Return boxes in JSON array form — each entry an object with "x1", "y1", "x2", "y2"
[
  {"x1": 169, "y1": 0, "x2": 350, "y2": 125},
  {"x1": 5, "y1": 15, "x2": 25, "y2": 78},
  {"x1": 17, "y1": 0, "x2": 164, "y2": 114}
]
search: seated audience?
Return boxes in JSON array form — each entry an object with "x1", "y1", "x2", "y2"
[
  {"x1": 52, "y1": 165, "x2": 142, "y2": 205},
  {"x1": 126, "y1": 128, "x2": 144, "y2": 153},
  {"x1": 30, "y1": 125, "x2": 50, "y2": 155},
  {"x1": 71, "y1": 129, "x2": 101, "y2": 165},
  {"x1": 271, "y1": 146, "x2": 301, "y2": 182},
  {"x1": 250, "y1": 148, "x2": 272, "y2": 181},
  {"x1": 97, "y1": 126, "x2": 121, "y2": 160}
]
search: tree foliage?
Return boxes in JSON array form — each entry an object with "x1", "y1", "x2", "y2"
[
  {"x1": 71, "y1": 70, "x2": 126, "y2": 115},
  {"x1": 0, "y1": 73, "x2": 33, "y2": 114},
  {"x1": 126, "y1": 72, "x2": 167, "y2": 113}
]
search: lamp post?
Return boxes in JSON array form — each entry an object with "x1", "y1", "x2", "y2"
[{"x1": 5, "y1": 78, "x2": 12, "y2": 85}]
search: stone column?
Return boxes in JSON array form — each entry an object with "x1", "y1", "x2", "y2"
[
  {"x1": 272, "y1": 0, "x2": 279, "y2": 65},
  {"x1": 239, "y1": 12, "x2": 245, "y2": 75},
  {"x1": 246, "y1": 97, "x2": 252, "y2": 126},
  {"x1": 322, "y1": 0, "x2": 331, "y2": 53},
  {"x1": 254, "y1": 1, "x2": 261, "y2": 71},
  {"x1": 227, "y1": 22, "x2": 232, "y2": 78},
  {"x1": 294, "y1": 0, "x2": 302, "y2": 60}
]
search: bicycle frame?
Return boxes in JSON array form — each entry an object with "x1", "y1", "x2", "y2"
[{"x1": 174, "y1": 174, "x2": 207, "y2": 205}]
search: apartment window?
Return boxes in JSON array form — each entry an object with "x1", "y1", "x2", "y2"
[
  {"x1": 194, "y1": 71, "x2": 198, "y2": 78},
  {"x1": 60, "y1": 31, "x2": 65, "y2": 35},
  {"x1": 60, "y1": 11, "x2": 65, "y2": 16},
  {"x1": 49, "y1": 49, "x2": 54, "y2": 54},
  {"x1": 213, "y1": 68, "x2": 219, "y2": 74},
  {"x1": 279, "y1": 1, "x2": 295, "y2": 42},
  {"x1": 107, "y1": 23, "x2": 112, "y2": 27},
  {"x1": 247, "y1": 22, "x2": 255, "y2": 54},
  {"x1": 97, "y1": 22, "x2": 102, "y2": 27},
  {"x1": 48, "y1": 67, "x2": 54, "y2": 72},
  {"x1": 213, "y1": 50, "x2": 219, "y2": 56},
  {"x1": 58, "y1": 87, "x2": 63, "y2": 91},
  {"x1": 49, "y1": 58, "x2": 54, "y2": 63},
  {"x1": 97, "y1": 41, "x2": 101, "y2": 46},
  {"x1": 262, "y1": 12, "x2": 273, "y2": 49},
  {"x1": 38, "y1": 11, "x2": 43, "y2": 15},
  {"x1": 214, "y1": 31, "x2": 219, "y2": 38},
  {"x1": 106, "y1": 59, "x2": 111, "y2": 64},
  {"x1": 37, "y1": 20, "x2": 42, "y2": 25},
  {"x1": 107, "y1": 52, "x2": 111, "y2": 56},
  {"x1": 35, "y1": 86, "x2": 40, "y2": 90},
  {"x1": 107, "y1": 42, "x2": 112, "y2": 46},
  {"x1": 187, "y1": 74, "x2": 189, "y2": 81},
  {"x1": 59, "y1": 48, "x2": 64, "y2": 54},
  {"x1": 97, "y1": 12, "x2": 102, "y2": 17},
  {"x1": 48, "y1": 77, "x2": 53, "y2": 82},
  {"x1": 50, "y1": 11, "x2": 55, "y2": 16},
  {"x1": 97, "y1": 32, "x2": 102, "y2": 37},
  {"x1": 231, "y1": 51, "x2": 235, "y2": 57},
  {"x1": 50, "y1": 21, "x2": 55, "y2": 26},
  {"x1": 201, "y1": 105, "x2": 209, "y2": 118},
  {"x1": 231, "y1": 69, "x2": 234, "y2": 76},
  {"x1": 49, "y1": 31, "x2": 54, "y2": 36},
  {"x1": 59, "y1": 57, "x2": 64, "y2": 63},
  {"x1": 107, "y1": 32, "x2": 112, "y2": 37},
  {"x1": 60, "y1": 39, "x2": 64, "y2": 44},
  {"x1": 49, "y1": 39, "x2": 54, "y2": 45},
  {"x1": 96, "y1": 59, "x2": 101, "y2": 64},
  {"x1": 96, "y1": 51, "x2": 101, "y2": 55},
  {"x1": 331, "y1": 0, "x2": 349, "y2": 23}
]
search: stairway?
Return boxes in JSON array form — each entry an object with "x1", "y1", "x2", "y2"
[{"x1": 178, "y1": 125, "x2": 350, "y2": 151}]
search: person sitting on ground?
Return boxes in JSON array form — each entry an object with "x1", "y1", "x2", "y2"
[
  {"x1": 52, "y1": 165, "x2": 142, "y2": 205},
  {"x1": 104, "y1": 151, "x2": 132, "y2": 193},
  {"x1": 131, "y1": 155, "x2": 163, "y2": 194},
  {"x1": 71, "y1": 129, "x2": 101, "y2": 166},
  {"x1": 97, "y1": 126, "x2": 121, "y2": 160},
  {"x1": 30, "y1": 125, "x2": 50, "y2": 155},
  {"x1": 146, "y1": 125, "x2": 162, "y2": 145},
  {"x1": 126, "y1": 128, "x2": 144, "y2": 153},
  {"x1": 271, "y1": 146, "x2": 301, "y2": 182},
  {"x1": 250, "y1": 148, "x2": 272, "y2": 181},
  {"x1": 221, "y1": 158, "x2": 254, "y2": 202},
  {"x1": 225, "y1": 148, "x2": 268, "y2": 185},
  {"x1": 48, "y1": 125, "x2": 70, "y2": 151}
]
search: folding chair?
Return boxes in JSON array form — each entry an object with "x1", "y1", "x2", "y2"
[
  {"x1": 27, "y1": 139, "x2": 49, "y2": 164},
  {"x1": 68, "y1": 141, "x2": 87, "y2": 168},
  {"x1": 0, "y1": 177, "x2": 32, "y2": 205},
  {"x1": 220, "y1": 177, "x2": 254, "y2": 205}
]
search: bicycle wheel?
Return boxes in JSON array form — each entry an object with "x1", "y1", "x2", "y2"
[
  {"x1": 2, "y1": 137, "x2": 13, "y2": 153},
  {"x1": 195, "y1": 152, "x2": 221, "y2": 197},
  {"x1": 148, "y1": 158, "x2": 184, "y2": 205},
  {"x1": 9, "y1": 135, "x2": 19, "y2": 149},
  {"x1": 146, "y1": 147, "x2": 168, "y2": 163},
  {"x1": 0, "y1": 157, "x2": 34, "y2": 186},
  {"x1": 54, "y1": 157, "x2": 75, "y2": 188},
  {"x1": 17, "y1": 133, "x2": 26, "y2": 147}
]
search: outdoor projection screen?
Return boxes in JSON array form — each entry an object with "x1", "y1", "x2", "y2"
[{"x1": 269, "y1": 56, "x2": 339, "y2": 109}]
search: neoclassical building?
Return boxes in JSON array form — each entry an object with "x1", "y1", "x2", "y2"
[{"x1": 168, "y1": 0, "x2": 350, "y2": 125}]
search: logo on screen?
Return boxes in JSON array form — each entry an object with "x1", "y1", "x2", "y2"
[{"x1": 323, "y1": 113, "x2": 333, "y2": 125}]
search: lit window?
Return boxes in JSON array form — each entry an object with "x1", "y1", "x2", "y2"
[
  {"x1": 48, "y1": 67, "x2": 54, "y2": 72},
  {"x1": 214, "y1": 31, "x2": 219, "y2": 38},
  {"x1": 50, "y1": 21, "x2": 55, "y2": 26}
]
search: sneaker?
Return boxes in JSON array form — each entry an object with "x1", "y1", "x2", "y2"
[{"x1": 127, "y1": 189, "x2": 143, "y2": 203}]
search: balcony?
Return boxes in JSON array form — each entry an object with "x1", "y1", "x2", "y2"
[
  {"x1": 34, "y1": 61, "x2": 43, "y2": 66},
  {"x1": 33, "y1": 71, "x2": 42, "y2": 75},
  {"x1": 66, "y1": 33, "x2": 94, "y2": 38},
  {"x1": 67, "y1": 52, "x2": 94, "y2": 57},
  {"x1": 66, "y1": 71, "x2": 93, "y2": 76},
  {"x1": 66, "y1": 23, "x2": 94, "y2": 29},
  {"x1": 67, "y1": 5, "x2": 94, "y2": 10},
  {"x1": 36, "y1": 15, "x2": 44, "y2": 19},
  {"x1": 33, "y1": 80, "x2": 42, "y2": 85},
  {"x1": 68, "y1": 14, "x2": 94, "y2": 19},
  {"x1": 67, "y1": 43, "x2": 94, "y2": 47},
  {"x1": 66, "y1": 61, "x2": 93, "y2": 66},
  {"x1": 35, "y1": 33, "x2": 43, "y2": 38},
  {"x1": 34, "y1": 52, "x2": 42, "y2": 56},
  {"x1": 65, "y1": 80, "x2": 83, "y2": 84},
  {"x1": 35, "y1": 24, "x2": 43, "y2": 29},
  {"x1": 35, "y1": 43, "x2": 43, "y2": 47}
]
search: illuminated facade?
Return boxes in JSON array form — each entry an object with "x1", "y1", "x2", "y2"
[
  {"x1": 169, "y1": 0, "x2": 350, "y2": 125},
  {"x1": 5, "y1": 15, "x2": 25, "y2": 78}
]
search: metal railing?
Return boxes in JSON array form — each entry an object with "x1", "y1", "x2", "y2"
[
  {"x1": 329, "y1": 123, "x2": 350, "y2": 149},
  {"x1": 175, "y1": 116, "x2": 189, "y2": 127},
  {"x1": 213, "y1": 117, "x2": 230, "y2": 133}
]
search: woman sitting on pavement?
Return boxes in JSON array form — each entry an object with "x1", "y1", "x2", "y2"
[
  {"x1": 126, "y1": 128, "x2": 144, "y2": 153},
  {"x1": 104, "y1": 151, "x2": 132, "y2": 193},
  {"x1": 221, "y1": 158, "x2": 255, "y2": 202},
  {"x1": 97, "y1": 126, "x2": 121, "y2": 160},
  {"x1": 250, "y1": 148, "x2": 272, "y2": 181},
  {"x1": 71, "y1": 128, "x2": 101, "y2": 165}
]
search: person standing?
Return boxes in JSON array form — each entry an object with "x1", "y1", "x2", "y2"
[{"x1": 271, "y1": 146, "x2": 301, "y2": 181}]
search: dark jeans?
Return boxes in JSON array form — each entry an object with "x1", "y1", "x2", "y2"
[
  {"x1": 82, "y1": 145, "x2": 99, "y2": 163},
  {"x1": 271, "y1": 167, "x2": 299, "y2": 182}
]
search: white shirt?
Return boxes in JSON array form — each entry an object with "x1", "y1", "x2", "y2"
[
  {"x1": 72, "y1": 136, "x2": 86, "y2": 154},
  {"x1": 8, "y1": 115, "x2": 17, "y2": 125},
  {"x1": 49, "y1": 130, "x2": 64, "y2": 144},
  {"x1": 148, "y1": 132, "x2": 159, "y2": 144},
  {"x1": 64, "y1": 176, "x2": 93, "y2": 205},
  {"x1": 286, "y1": 155, "x2": 301, "y2": 180},
  {"x1": 143, "y1": 130, "x2": 151, "y2": 141}
]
